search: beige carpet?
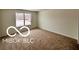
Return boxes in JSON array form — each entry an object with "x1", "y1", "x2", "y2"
[{"x1": 0, "y1": 29, "x2": 78, "y2": 50}]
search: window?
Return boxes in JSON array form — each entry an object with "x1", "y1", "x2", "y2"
[
  {"x1": 16, "y1": 12, "x2": 31, "y2": 27},
  {"x1": 25, "y1": 14, "x2": 31, "y2": 25}
]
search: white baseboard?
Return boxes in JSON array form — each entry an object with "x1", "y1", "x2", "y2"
[{"x1": 39, "y1": 27, "x2": 77, "y2": 40}]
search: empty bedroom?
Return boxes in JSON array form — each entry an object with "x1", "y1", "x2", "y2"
[{"x1": 0, "y1": 9, "x2": 78, "y2": 50}]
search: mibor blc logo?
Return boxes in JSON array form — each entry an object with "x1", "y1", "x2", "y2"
[
  {"x1": 6, "y1": 26, "x2": 30, "y2": 37},
  {"x1": 2, "y1": 26, "x2": 33, "y2": 43}
]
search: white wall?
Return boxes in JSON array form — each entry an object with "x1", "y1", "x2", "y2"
[
  {"x1": 0, "y1": 10, "x2": 16, "y2": 36},
  {"x1": 78, "y1": 16, "x2": 79, "y2": 44},
  {"x1": 31, "y1": 12, "x2": 38, "y2": 28},
  {"x1": 0, "y1": 10, "x2": 1, "y2": 37},
  {"x1": 0, "y1": 9, "x2": 38, "y2": 37},
  {"x1": 38, "y1": 10, "x2": 78, "y2": 39}
]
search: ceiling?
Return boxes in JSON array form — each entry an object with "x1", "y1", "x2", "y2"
[{"x1": 23, "y1": 9, "x2": 45, "y2": 11}]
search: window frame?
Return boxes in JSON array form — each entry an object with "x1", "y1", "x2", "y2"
[{"x1": 16, "y1": 12, "x2": 31, "y2": 27}]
